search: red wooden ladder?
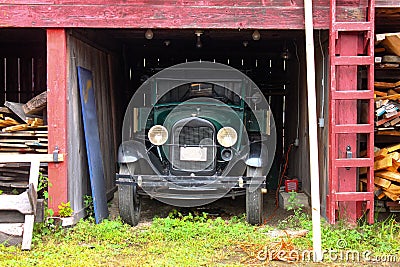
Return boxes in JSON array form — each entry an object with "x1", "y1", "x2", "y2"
[{"x1": 327, "y1": 0, "x2": 375, "y2": 224}]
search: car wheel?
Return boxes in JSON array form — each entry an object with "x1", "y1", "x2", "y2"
[
  {"x1": 245, "y1": 167, "x2": 263, "y2": 225},
  {"x1": 118, "y1": 163, "x2": 141, "y2": 226}
]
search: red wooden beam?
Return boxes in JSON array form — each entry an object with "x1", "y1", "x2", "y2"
[
  {"x1": 0, "y1": 4, "x2": 366, "y2": 29},
  {"x1": 47, "y1": 29, "x2": 68, "y2": 215}
]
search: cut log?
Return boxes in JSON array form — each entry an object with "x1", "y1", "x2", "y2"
[
  {"x1": 375, "y1": 94, "x2": 400, "y2": 102},
  {"x1": 380, "y1": 33, "x2": 400, "y2": 57},
  {"x1": 374, "y1": 156, "x2": 392, "y2": 171},
  {"x1": 375, "y1": 112, "x2": 400, "y2": 127},
  {"x1": 377, "y1": 131, "x2": 400, "y2": 137},
  {"x1": 383, "y1": 190, "x2": 400, "y2": 201},
  {"x1": 375, "y1": 171, "x2": 400, "y2": 183},
  {"x1": 387, "y1": 183, "x2": 400, "y2": 194},
  {"x1": 2, "y1": 124, "x2": 29, "y2": 133},
  {"x1": 374, "y1": 148, "x2": 389, "y2": 158},
  {"x1": 22, "y1": 92, "x2": 47, "y2": 115},
  {"x1": 374, "y1": 81, "x2": 400, "y2": 90},
  {"x1": 385, "y1": 143, "x2": 400, "y2": 153},
  {"x1": 388, "y1": 152, "x2": 400, "y2": 161},
  {"x1": 26, "y1": 118, "x2": 44, "y2": 127},
  {"x1": 374, "y1": 176, "x2": 391, "y2": 189},
  {"x1": 383, "y1": 55, "x2": 400, "y2": 64},
  {"x1": 374, "y1": 90, "x2": 388, "y2": 97},
  {"x1": 377, "y1": 192, "x2": 386, "y2": 200},
  {"x1": 390, "y1": 117, "x2": 400, "y2": 126}
]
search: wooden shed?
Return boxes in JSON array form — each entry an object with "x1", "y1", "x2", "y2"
[{"x1": 0, "y1": 0, "x2": 399, "y2": 224}]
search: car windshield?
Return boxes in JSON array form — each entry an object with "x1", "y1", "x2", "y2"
[{"x1": 156, "y1": 82, "x2": 243, "y2": 107}]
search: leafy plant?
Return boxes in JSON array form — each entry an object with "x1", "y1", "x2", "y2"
[
  {"x1": 83, "y1": 195, "x2": 94, "y2": 218},
  {"x1": 278, "y1": 191, "x2": 310, "y2": 230},
  {"x1": 0, "y1": 189, "x2": 3, "y2": 195},
  {"x1": 286, "y1": 190, "x2": 304, "y2": 211},
  {"x1": 37, "y1": 172, "x2": 52, "y2": 200},
  {"x1": 58, "y1": 201, "x2": 73, "y2": 217}
]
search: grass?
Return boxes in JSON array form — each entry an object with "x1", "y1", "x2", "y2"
[{"x1": 1, "y1": 211, "x2": 400, "y2": 266}]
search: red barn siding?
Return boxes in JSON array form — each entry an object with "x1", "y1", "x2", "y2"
[
  {"x1": 47, "y1": 29, "x2": 68, "y2": 214},
  {"x1": 0, "y1": 0, "x2": 370, "y2": 29}
]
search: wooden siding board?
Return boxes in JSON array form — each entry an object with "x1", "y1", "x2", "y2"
[
  {"x1": 67, "y1": 36, "x2": 88, "y2": 215},
  {"x1": 376, "y1": 1, "x2": 400, "y2": 7},
  {"x1": 0, "y1": 57, "x2": 4, "y2": 105},
  {"x1": 19, "y1": 57, "x2": 33, "y2": 103},
  {"x1": 67, "y1": 34, "x2": 116, "y2": 214},
  {"x1": 47, "y1": 29, "x2": 68, "y2": 214},
  {"x1": 0, "y1": 4, "x2": 368, "y2": 29},
  {"x1": 5, "y1": 57, "x2": 19, "y2": 103}
]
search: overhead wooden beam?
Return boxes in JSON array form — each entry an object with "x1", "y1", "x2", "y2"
[
  {"x1": 47, "y1": 29, "x2": 68, "y2": 215},
  {"x1": 0, "y1": 4, "x2": 366, "y2": 29}
]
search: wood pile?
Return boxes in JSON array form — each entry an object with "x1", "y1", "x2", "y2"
[
  {"x1": 372, "y1": 33, "x2": 400, "y2": 211},
  {"x1": 362, "y1": 145, "x2": 400, "y2": 212},
  {"x1": 0, "y1": 92, "x2": 48, "y2": 194},
  {"x1": 374, "y1": 33, "x2": 400, "y2": 136}
]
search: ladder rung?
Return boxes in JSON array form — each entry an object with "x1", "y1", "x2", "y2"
[
  {"x1": 333, "y1": 124, "x2": 373, "y2": 134},
  {"x1": 332, "y1": 22, "x2": 372, "y2": 32},
  {"x1": 332, "y1": 90, "x2": 373, "y2": 100},
  {"x1": 334, "y1": 158, "x2": 373, "y2": 168},
  {"x1": 333, "y1": 56, "x2": 374, "y2": 66},
  {"x1": 331, "y1": 192, "x2": 374, "y2": 202}
]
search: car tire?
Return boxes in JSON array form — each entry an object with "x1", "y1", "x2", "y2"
[
  {"x1": 245, "y1": 167, "x2": 263, "y2": 225},
  {"x1": 118, "y1": 163, "x2": 141, "y2": 226}
]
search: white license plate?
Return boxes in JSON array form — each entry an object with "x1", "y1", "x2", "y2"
[{"x1": 180, "y1": 147, "x2": 207, "y2": 161}]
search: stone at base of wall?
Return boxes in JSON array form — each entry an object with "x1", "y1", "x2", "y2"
[{"x1": 278, "y1": 191, "x2": 310, "y2": 210}]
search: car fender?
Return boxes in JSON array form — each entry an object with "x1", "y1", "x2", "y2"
[{"x1": 245, "y1": 141, "x2": 268, "y2": 170}]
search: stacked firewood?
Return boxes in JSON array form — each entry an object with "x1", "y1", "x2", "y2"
[
  {"x1": 374, "y1": 33, "x2": 400, "y2": 135},
  {"x1": 362, "y1": 145, "x2": 400, "y2": 212},
  {"x1": 0, "y1": 92, "x2": 48, "y2": 154},
  {"x1": 0, "y1": 92, "x2": 48, "y2": 193}
]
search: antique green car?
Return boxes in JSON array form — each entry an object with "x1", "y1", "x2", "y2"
[{"x1": 117, "y1": 62, "x2": 276, "y2": 225}]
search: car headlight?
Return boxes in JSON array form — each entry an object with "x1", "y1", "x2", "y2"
[
  {"x1": 148, "y1": 125, "x2": 168, "y2": 145},
  {"x1": 217, "y1": 127, "x2": 238, "y2": 147}
]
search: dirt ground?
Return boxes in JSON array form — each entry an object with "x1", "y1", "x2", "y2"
[{"x1": 108, "y1": 190, "x2": 294, "y2": 227}]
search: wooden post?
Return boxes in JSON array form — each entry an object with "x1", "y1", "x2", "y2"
[
  {"x1": 304, "y1": 0, "x2": 322, "y2": 261},
  {"x1": 47, "y1": 29, "x2": 68, "y2": 214}
]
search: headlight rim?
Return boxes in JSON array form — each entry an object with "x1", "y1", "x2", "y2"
[
  {"x1": 217, "y1": 126, "x2": 238, "y2": 148},
  {"x1": 148, "y1": 125, "x2": 169, "y2": 146}
]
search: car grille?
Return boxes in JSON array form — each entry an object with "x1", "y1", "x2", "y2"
[{"x1": 170, "y1": 118, "x2": 216, "y2": 173}]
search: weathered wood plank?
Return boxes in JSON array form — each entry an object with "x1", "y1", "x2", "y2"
[
  {"x1": 385, "y1": 143, "x2": 400, "y2": 153},
  {"x1": 0, "y1": 191, "x2": 33, "y2": 214},
  {"x1": 383, "y1": 190, "x2": 399, "y2": 201},
  {"x1": 374, "y1": 148, "x2": 389, "y2": 159},
  {"x1": 0, "y1": 5, "x2": 366, "y2": 29},
  {"x1": 376, "y1": 1, "x2": 400, "y2": 7},
  {"x1": 376, "y1": 171, "x2": 400, "y2": 183},
  {"x1": 23, "y1": 91, "x2": 47, "y2": 115},
  {"x1": 374, "y1": 156, "x2": 392, "y2": 171},
  {"x1": 0, "y1": 154, "x2": 63, "y2": 163},
  {"x1": 374, "y1": 176, "x2": 391, "y2": 189},
  {"x1": 21, "y1": 160, "x2": 39, "y2": 251},
  {"x1": 0, "y1": 0, "x2": 356, "y2": 6}
]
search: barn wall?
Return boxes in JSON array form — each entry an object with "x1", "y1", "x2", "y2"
[
  {"x1": 0, "y1": 0, "x2": 371, "y2": 29},
  {"x1": 67, "y1": 33, "x2": 117, "y2": 215},
  {"x1": 285, "y1": 38, "x2": 310, "y2": 195},
  {"x1": 315, "y1": 30, "x2": 330, "y2": 215},
  {"x1": 284, "y1": 32, "x2": 328, "y2": 201}
]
